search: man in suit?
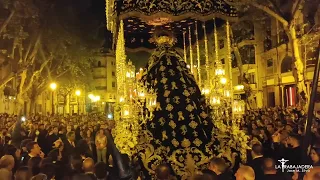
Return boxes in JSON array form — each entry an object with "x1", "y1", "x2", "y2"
[
  {"x1": 203, "y1": 157, "x2": 233, "y2": 180},
  {"x1": 22, "y1": 142, "x2": 44, "y2": 166},
  {"x1": 63, "y1": 131, "x2": 76, "y2": 159},
  {"x1": 82, "y1": 158, "x2": 96, "y2": 180},
  {"x1": 248, "y1": 143, "x2": 264, "y2": 180}
]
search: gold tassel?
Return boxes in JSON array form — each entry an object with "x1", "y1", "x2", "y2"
[
  {"x1": 195, "y1": 21, "x2": 201, "y2": 85},
  {"x1": 183, "y1": 30, "x2": 187, "y2": 63},
  {"x1": 188, "y1": 26, "x2": 194, "y2": 74}
]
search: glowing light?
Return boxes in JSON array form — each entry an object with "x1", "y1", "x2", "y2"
[
  {"x1": 126, "y1": 72, "x2": 131, "y2": 78},
  {"x1": 224, "y1": 90, "x2": 230, "y2": 97},
  {"x1": 235, "y1": 85, "x2": 244, "y2": 91},
  {"x1": 215, "y1": 68, "x2": 225, "y2": 76},
  {"x1": 107, "y1": 114, "x2": 113, "y2": 119},
  {"x1": 220, "y1": 77, "x2": 227, "y2": 84},
  {"x1": 75, "y1": 90, "x2": 81, "y2": 96},
  {"x1": 21, "y1": 116, "x2": 26, "y2": 122},
  {"x1": 88, "y1": 94, "x2": 94, "y2": 99},
  {"x1": 50, "y1": 83, "x2": 57, "y2": 90},
  {"x1": 201, "y1": 88, "x2": 210, "y2": 95},
  {"x1": 187, "y1": 65, "x2": 190, "y2": 69}
]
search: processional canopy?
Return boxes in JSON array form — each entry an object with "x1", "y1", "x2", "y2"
[{"x1": 106, "y1": 0, "x2": 238, "y2": 50}]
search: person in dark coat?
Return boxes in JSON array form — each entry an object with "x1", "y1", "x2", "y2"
[
  {"x1": 247, "y1": 143, "x2": 264, "y2": 180},
  {"x1": 46, "y1": 126, "x2": 60, "y2": 153},
  {"x1": 202, "y1": 157, "x2": 233, "y2": 180},
  {"x1": 63, "y1": 131, "x2": 76, "y2": 160}
]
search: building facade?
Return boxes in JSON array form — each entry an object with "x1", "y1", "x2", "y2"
[{"x1": 89, "y1": 52, "x2": 117, "y2": 114}]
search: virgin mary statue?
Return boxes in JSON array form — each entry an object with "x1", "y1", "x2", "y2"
[{"x1": 137, "y1": 30, "x2": 215, "y2": 179}]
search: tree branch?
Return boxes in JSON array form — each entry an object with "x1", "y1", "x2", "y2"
[
  {"x1": 21, "y1": 59, "x2": 50, "y2": 95},
  {"x1": 267, "y1": 0, "x2": 285, "y2": 18},
  {"x1": 0, "y1": 10, "x2": 15, "y2": 35},
  {"x1": 250, "y1": 1, "x2": 289, "y2": 27},
  {"x1": 18, "y1": 70, "x2": 27, "y2": 96},
  {"x1": 26, "y1": 33, "x2": 42, "y2": 65},
  {"x1": 291, "y1": 0, "x2": 304, "y2": 23},
  {"x1": 0, "y1": 73, "x2": 15, "y2": 89},
  {"x1": 237, "y1": 40, "x2": 256, "y2": 48}
]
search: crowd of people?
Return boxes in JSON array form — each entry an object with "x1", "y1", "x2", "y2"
[{"x1": 0, "y1": 106, "x2": 319, "y2": 180}]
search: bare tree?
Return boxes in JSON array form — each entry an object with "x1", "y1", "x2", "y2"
[{"x1": 226, "y1": 0, "x2": 316, "y2": 108}]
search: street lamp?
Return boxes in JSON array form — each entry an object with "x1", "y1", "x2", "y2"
[
  {"x1": 75, "y1": 90, "x2": 81, "y2": 114},
  {"x1": 50, "y1": 83, "x2": 57, "y2": 115}
]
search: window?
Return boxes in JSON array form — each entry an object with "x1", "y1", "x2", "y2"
[
  {"x1": 98, "y1": 61, "x2": 101, "y2": 67},
  {"x1": 281, "y1": 56, "x2": 293, "y2": 73},
  {"x1": 219, "y1": 40, "x2": 224, "y2": 49},
  {"x1": 267, "y1": 59, "x2": 273, "y2": 67},
  {"x1": 111, "y1": 61, "x2": 115, "y2": 66},
  {"x1": 112, "y1": 82, "x2": 116, "y2": 88},
  {"x1": 112, "y1": 72, "x2": 115, "y2": 76}
]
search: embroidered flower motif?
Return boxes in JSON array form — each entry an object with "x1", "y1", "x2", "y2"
[
  {"x1": 183, "y1": 90, "x2": 190, "y2": 97},
  {"x1": 186, "y1": 104, "x2": 194, "y2": 112},
  {"x1": 189, "y1": 121, "x2": 198, "y2": 129},
  {"x1": 178, "y1": 111, "x2": 185, "y2": 121},
  {"x1": 166, "y1": 104, "x2": 174, "y2": 111},
  {"x1": 193, "y1": 138, "x2": 202, "y2": 147},
  {"x1": 159, "y1": 65, "x2": 166, "y2": 71},
  {"x1": 161, "y1": 77, "x2": 168, "y2": 84},
  {"x1": 164, "y1": 90, "x2": 171, "y2": 97},
  {"x1": 171, "y1": 139, "x2": 179, "y2": 147},
  {"x1": 169, "y1": 120, "x2": 176, "y2": 129},
  {"x1": 181, "y1": 138, "x2": 191, "y2": 148}
]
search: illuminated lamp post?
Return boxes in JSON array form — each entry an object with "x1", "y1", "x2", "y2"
[
  {"x1": 75, "y1": 90, "x2": 81, "y2": 114},
  {"x1": 50, "y1": 83, "x2": 57, "y2": 115}
]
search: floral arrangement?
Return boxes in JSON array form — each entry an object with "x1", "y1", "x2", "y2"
[{"x1": 212, "y1": 112, "x2": 250, "y2": 163}]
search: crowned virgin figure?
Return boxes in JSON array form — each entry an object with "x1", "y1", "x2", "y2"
[{"x1": 137, "y1": 30, "x2": 215, "y2": 179}]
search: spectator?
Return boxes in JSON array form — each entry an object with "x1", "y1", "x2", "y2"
[
  {"x1": 248, "y1": 143, "x2": 264, "y2": 180},
  {"x1": 235, "y1": 165, "x2": 255, "y2": 180},
  {"x1": 82, "y1": 157, "x2": 95, "y2": 180},
  {"x1": 310, "y1": 147, "x2": 320, "y2": 166},
  {"x1": 22, "y1": 142, "x2": 43, "y2": 166},
  {"x1": 28, "y1": 157, "x2": 42, "y2": 176},
  {"x1": 95, "y1": 129, "x2": 107, "y2": 163},
  {"x1": 0, "y1": 155, "x2": 15, "y2": 180},
  {"x1": 63, "y1": 131, "x2": 76, "y2": 158},
  {"x1": 14, "y1": 166, "x2": 32, "y2": 180},
  {"x1": 155, "y1": 164, "x2": 177, "y2": 180},
  {"x1": 262, "y1": 158, "x2": 289, "y2": 180},
  {"x1": 40, "y1": 164, "x2": 56, "y2": 180},
  {"x1": 203, "y1": 157, "x2": 232, "y2": 180},
  {"x1": 304, "y1": 167, "x2": 320, "y2": 180},
  {"x1": 94, "y1": 162, "x2": 107, "y2": 180}
]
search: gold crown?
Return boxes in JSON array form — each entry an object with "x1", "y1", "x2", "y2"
[{"x1": 149, "y1": 30, "x2": 177, "y2": 46}]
